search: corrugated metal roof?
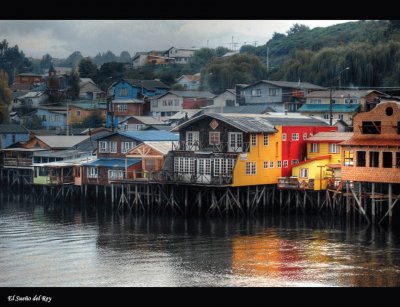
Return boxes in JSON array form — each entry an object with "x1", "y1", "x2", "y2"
[
  {"x1": 112, "y1": 98, "x2": 144, "y2": 104},
  {"x1": 124, "y1": 79, "x2": 169, "y2": 91},
  {"x1": 242, "y1": 80, "x2": 325, "y2": 90},
  {"x1": 203, "y1": 105, "x2": 269, "y2": 114},
  {"x1": 76, "y1": 131, "x2": 114, "y2": 152},
  {"x1": 119, "y1": 130, "x2": 179, "y2": 141},
  {"x1": 33, "y1": 156, "x2": 97, "y2": 168},
  {"x1": 306, "y1": 132, "x2": 353, "y2": 142},
  {"x1": 0, "y1": 124, "x2": 29, "y2": 134},
  {"x1": 262, "y1": 114, "x2": 330, "y2": 127},
  {"x1": 143, "y1": 141, "x2": 175, "y2": 155},
  {"x1": 172, "y1": 113, "x2": 277, "y2": 133},
  {"x1": 36, "y1": 135, "x2": 90, "y2": 149},
  {"x1": 33, "y1": 149, "x2": 91, "y2": 158},
  {"x1": 305, "y1": 90, "x2": 386, "y2": 98},
  {"x1": 119, "y1": 116, "x2": 166, "y2": 125},
  {"x1": 169, "y1": 90, "x2": 215, "y2": 99},
  {"x1": 82, "y1": 158, "x2": 141, "y2": 168},
  {"x1": 298, "y1": 104, "x2": 360, "y2": 113}
]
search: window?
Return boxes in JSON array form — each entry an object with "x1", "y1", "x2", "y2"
[
  {"x1": 397, "y1": 153, "x2": 400, "y2": 168},
  {"x1": 338, "y1": 114, "x2": 343, "y2": 120},
  {"x1": 277, "y1": 161, "x2": 282, "y2": 168},
  {"x1": 345, "y1": 98, "x2": 358, "y2": 104},
  {"x1": 356, "y1": 151, "x2": 366, "y2": 167},
  {"x1": 186, "y1": 131, "x2": 199, "y2": 150},
  {"x1": 228, "y1": 132, "x2": 243, "y2": 152},
  {"x1": 383, "y1": 152, "x2": 392, "y2": 168},
  {"x1": 283, "y1": 160, "x2": 288, "y2": 168},
  {"x1": 117, "y1": 104, "x2": 127, "y2": 112},
  {"x1": 303, "y1": 133, "x2": 307, "y2": 140},
  {"x1": 109, "y1": 141, "x2": 117, "y2": 153},
  {"x1": 121, "y1": 142, "x2": 136, "y2": 153},
  {"x1": 282, "y1": 133, "x2": 287, "y2": 141},
  {"x1": 246, "y1": 162, "x2": 256, "y2": 175},
  {"x1": 310, "y1": 143, "x2": 319, "y2": 153},
  {"x1": 329, "y1": 143, "x2": 339, "y2": 153},
  {"x1": 152, "y1": 101, "x2": 158, "y2": 107},
  {"x1": 344, "y1": 150, "x2": 354, "y2": 166},
  {"x1": 263, "y1": 161, "x2": 269, "y2": 169},
  {"x1": 269, "y1": 161, "x2": 274, "y2": 168},
  {"x1": 209, "y1": 132, "x2": 220, "y2": 145},
  {"x1": 87, "y1": 167, "x2": 98, "y2": 178},
  {"x1": 310, "y1": 99, "x2": 321, "y2": 104},
  {"x1": 263, "y1": 134, "x2": 269, "y2": 146},
  {"x1": 174, "y1": 99, "x2": 180, "y2": 106},
  {"x1": 251, "y1": 134, "x2": 257, "y2": 146},
  {"x1": 292, "y1": 133, "x2": 299, "y2": 141},
  {"x1": 76, "y1": 111, "x2": 81, "y2": 117},
  {"x1": 292, "y1": 159, "x2": 299, "y2": 165},
  {"x1": 108, "y1": 170, "x2": 123, "y2": 180},
  {"x1": 362, "y1": 121, "x2": 381, "y2": 134},
  {"x1": 251, "y1": 89, "x2": 261, "y2": 97},
  {"x1": 324, "y1": 114, "x2": 330, "y2": 119},
  {"x1": 168, "y1": 99, "x2": 173, "y2": 106},
  {"x1": 369, "y1": 151, "x2": 379, "y2": 168},
  {"x1": 214, "y1": 158, "x2": 235, "y2": 175},
  {"x1": 119, "y1": 88, "x2": 128, "y2": 96},
  {"x1": 269, "y1": 88, "x2": 278, "y2": 96},
  {"x1": 174, "y1": 157, "x2": 195, "y2": 174},
  {"x1": 197, "y1": 158, "x2": 211, "y2": 175},
  {"x1": 300, "y1": 168, "x2": 308, "y2": 178},
  {"x1": 99, "y1": 141, "x2": 108, "y2": 153}
]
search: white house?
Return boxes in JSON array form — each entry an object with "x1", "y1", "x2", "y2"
[
  {"x1": 132, "y1": 52, "x2": 148, "y2": 68},
  {"x1": 166, "y1": 47, "x2": 199, "y2": 64},
  {"x1": 212, "y1": 89, "x2": 236, "y2": 108},
  {"x1": 176, "y1": 73, "x2": 201, "y2": 90}
]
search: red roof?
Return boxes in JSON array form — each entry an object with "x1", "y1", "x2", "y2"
[{"x1": 340, "y1": 138, "x2": 400, "y2": 147}]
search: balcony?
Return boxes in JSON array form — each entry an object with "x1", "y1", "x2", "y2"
[
  {"x1": 152, "y1": 170, "x2": 233, "y2": 186},
  {"x1": 172, "y1": 141, "x2": 250, "y2": 153},
  {"x1": 277, "y1": 177, "x2": 315, "y2": 190},
  {"x1": 3, "y1": 158, "x2": 32, "y2": 168}
]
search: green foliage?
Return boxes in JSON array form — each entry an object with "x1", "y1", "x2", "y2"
[
  {"x1": 78, "y1": 58, "x2": 98, "y2": 79},
  {"x1": 68, "y1": 69, "x2": 81, "y2": 100},
  {"x1": 82, "y1": 110, "x2": 104, "y2": 128},
  {"x1": 23, "y1": 114, "x2": 43, "y2": 129},
  {"x1": 202, "y1": 54, "x2": 267, "y2": 94},
  {"x1": 286, "y1": 23, "x2": 310, "y2": 36},
  {"x1": 0, "y1": 39, "x2": 32, "y2": 85},
  {"x1": 187, "y1": 48, "x2": 216, "y2": 73},
  {"x1": 215, "y1": 46, "x2": 230, "y2": 57},
  {"x1": 0, "y1": 69, "x2": 11, "y2": 124},
  {"x1": 40, "y1": 54, "x2": 53, "y2": 73},
  {"x1": 61, "y1": 51, "x2": 83, "y2": 68}
]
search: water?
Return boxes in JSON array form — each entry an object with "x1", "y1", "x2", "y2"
[{"x1": 1, "y1": 193, "x2": 400, "y2": 287}]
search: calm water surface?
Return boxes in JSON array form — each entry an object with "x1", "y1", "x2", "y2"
[{"x1": 1, "y1": 192, "x2": 400, "y2": 287}]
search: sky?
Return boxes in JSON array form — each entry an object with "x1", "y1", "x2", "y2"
[{"x1": 0, "y1": 20, "x2": 357, "y2": 59}]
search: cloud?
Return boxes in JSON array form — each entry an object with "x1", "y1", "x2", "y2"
[{"x1": 0, "y1": 20, "x2": 356, "y2": 59}]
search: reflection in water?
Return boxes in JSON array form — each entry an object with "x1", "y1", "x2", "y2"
[{"x1": 1, "y1": 191, "x2": 400, "y2": 287}]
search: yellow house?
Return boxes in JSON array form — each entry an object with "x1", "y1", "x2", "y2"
[
  {"x1": 292, "y1": 132, "x2": 353, "y2": 190},
  {"x1": 232, "y1": 130, "x2": 282, "y2": 186},
  {"x1": 68, "y1": 101, "x2": 107, "y2": 126}
]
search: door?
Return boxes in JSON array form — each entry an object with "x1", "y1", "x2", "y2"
[
  {"x1": 228, "y1": 132, "x2": 243, "y2": 152},
  {"x1": 197, "y1": 158, "x2": 211, "y2": 183},
  {"x1": 186, "y1": 131, "x2": 199, "y2": 151}
]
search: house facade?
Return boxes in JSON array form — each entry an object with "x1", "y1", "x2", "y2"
[
  {"x1": 78, "y1": 79, "x2": 105, "y2": 101},
  {"x1": 14, "y1": 73, "x2": 44, "y2": 84},
  {"x1": 166, "y1": 47, "x2": 199, "y2": 64},
  {"x1": 340, "y1": 101, "x2": 400, "y2": 184},
  {"x1": 162, "y1": 113, "x2": 331, "y2": 187},
  {"x1": 176, "y1": 74, "x2": 201, "y2": 90},
  {"x1": 240, "y1": 80, "x2": 325, "y2": 111},
  {"x1": 36, "y1": 107, "x2": 67, "y2": 130},
  {"x1": 68, "y1": 102, "x2": 107, "y2": 126},
  {"x1": 289, "y1": 132, "x2": 353, "y2": 190},
  {"x1": 150, "y1": 90, "x2": 215, "y2": 116},
  {"x1": 212, "y1": 89, "x2": 237, "y2": 108},
  {"x1": 0, "y1": 124, "x2": 30, "y2": 149}
]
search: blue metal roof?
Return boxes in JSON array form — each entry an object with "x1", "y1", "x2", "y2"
[
  {"x1": 119, "y1": 130, "x2": 179, "y2": 141},
  {"x1": 82, "y1": 158, "x2": 141, "y2": 168},
  {"x1": 298, "y1": 104, "x2": 360, "y2": 113}
]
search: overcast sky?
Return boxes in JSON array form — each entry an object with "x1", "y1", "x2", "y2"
[{"x1": 0, "y1": 20, "x2": 356, "y2": 59}]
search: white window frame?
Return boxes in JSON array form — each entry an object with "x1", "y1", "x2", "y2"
[
  {"x1": 87, "y1": 167, "x2": 98, "y2": 178},
  {"x1": 283, "y1": 160, "x2": 288, "y2": 168},
  {"x1": 109, "y1": 141, "x2": 117, "y2": 153},
  {"x1": 209, "y1": 131, "x2": 220, "y2": 145},
  {"x1": 277, "y1": 161, "x2": 282, "y2": 168},
  {"x1": 311, "y1": 143, "x2": 319, "y2": 153},
  {"x1": 300, "y1": 168, "x2": 308, "y2": 178},
  {"x1": 186, "y1": 131, "x2": 200, "y2": 151},
  {"x1": 282, "y1": 133, "x2": 287, "y2": 141},
  {"x1": 263, "y1": 134, "x2": 269, "y2": 146},
  {"x1": 303, "y1": 133, "x2": 307, "y2": 140},
  {"x1": 292, "y1": 133, "x2": 299, "y2": 141},
  {"x1": 245, "y1": 162, "x2": 256, "y2": 175},
  {"x1": 251, "y1": 89, "x2": 261, "y2": 97},
  {"x1": 121, "y1": 141, "x2": 136, "y2": 153},
  {"x1": 251, "y1": 134, "x2": 257, "y2": 146},
  {"x1": 108, "y1": 169, "x2": 124, "y2": 180},
  {"x1": 228, "y1": 132, "x2": 243, "y2": 152},
  {"x1": 269, "y1": 161, "x2": 274, "y2": 168},
  {"x1": 292, "y1": 159, "x2": 299, "y2": 165},
  {"x1": 263, "y1": 161, "x2": 269, "y2": 169},
  {"x1": 99, "y1": 141, "x2": 109, "y2": 153},
  {"x1": 329, "y1": 143, "x2": 340, "y2": 153}
]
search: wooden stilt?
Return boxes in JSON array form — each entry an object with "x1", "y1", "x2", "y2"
[
  {"x1": 371, "y1": 182, "x2": 375, "y2": 223},
  {"x1": 388, "y1": 183, "x2": 393, "y2": 225}
]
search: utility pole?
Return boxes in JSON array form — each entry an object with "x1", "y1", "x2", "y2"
[
  {"x1": 66, "y1": 102, "x2": 69, "y2": 136},
  {"x1": 329, "y1": 67, "x2": 349, "y2": 126},
  {"x1": 267, "y1": 47, "x2": 269, "y2": 73}
]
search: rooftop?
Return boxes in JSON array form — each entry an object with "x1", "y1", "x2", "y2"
[
  {"x1": 298, "y1": 104, "x2": 360, "y2": 113},
  {"x1": 306, "y1": 132, "x2": 353, "y2": 143},
  {"x1": 0, "y1": 124, "x2": 29, "y2": 134}
]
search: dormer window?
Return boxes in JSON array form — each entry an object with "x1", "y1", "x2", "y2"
[{"x1": 362, "y1": 121, "x2": 381, "y2": 134}]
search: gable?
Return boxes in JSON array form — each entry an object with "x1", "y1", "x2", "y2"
[{"x1": 126, "y1": 143, "x2": 164, "y2": 157}]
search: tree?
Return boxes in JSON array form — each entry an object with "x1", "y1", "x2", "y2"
[
  {"x1": 240, "y1": 45, "x2": 257, "y2": 54},
  {"x1": 0, "y1": 69, "x2": 12, "y2": 124},
  {"x1": 202, "y1": 54, "x2": 267, "y2": 94},
  {"x1": 23, "y1": 114, "x2": 43, "y2": 129},
  {"x1": 286, "y1": 23, "x2": 310, "y2": 36},
  {"x1": 215, "y1": 46, "x2": 230, "y2": 57},
  {"x1": 271, "y1": 32, "x2": 286, "y2": 41},
  {"x1": 119, "y1": 51, "x2": 132, "y2": 63},
  {"x1": 82, "y1": 110, "x2": 104, "y2": 128},
  {"x1": 0, "y1": 39, "x2": 32, "y2": 85},
  {"x1": 78, "y1": 58, "x2": 98, "y2": 80},
  {"x1": 187, "y1": 48, "x2": 216, "y2": 73},
  {"x1": 62, "y1": 51, "x2": 83, "y2": 68},
  {"x1": 68, "y1": 68, "x2": 80, "y2": 100},
  {"x1": 40, "y1": 54, "x2": 53, "y2": 73}
]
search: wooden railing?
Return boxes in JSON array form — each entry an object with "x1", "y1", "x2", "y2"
[
  {"x1": 277, "y1": 177, "x2": 315, "y2": 190},
  {"x1": 151, "y1": 170, "x2": 233, "y2": 185},
  {"x1": 3, "y1": 158, "x2": 32, "y2": 167},
  {"x1": 172, "y1": 141, "x2": 250, "y2": 153}
]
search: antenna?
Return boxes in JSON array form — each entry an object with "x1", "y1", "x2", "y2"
[{"x1": 252, "y1": 41, "x2": 258, "y2": 47}]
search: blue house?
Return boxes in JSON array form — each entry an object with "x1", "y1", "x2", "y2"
[
  {"x1": 107, "y1": 79, "x2": 170, "y2": 128},
  {"x1": 0, "y1": 124, "x2": 30, "y2": 149},
  {"x1": 36, "y1": 106, "x2": 67, "y2": 130}
]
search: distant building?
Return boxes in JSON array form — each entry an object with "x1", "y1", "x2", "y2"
[
  {"x1": 14, "y1": 73, "x2": 44, "y2": 84},
  {"x1": 165, "y1": 47, "x2": 199, "y2": 64},
  {"x1": 78, "y1": 78, "x2": 105, "y2": 101},
  {"x1": 176, "y1": 74, "x2": 201, "y2": 90},
  {"x1": 212, "y1": 89, "x2": 237, "y2": 108},
  {"x1": 0, "y1": 124, "x2": 29, "y2": 149}
]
